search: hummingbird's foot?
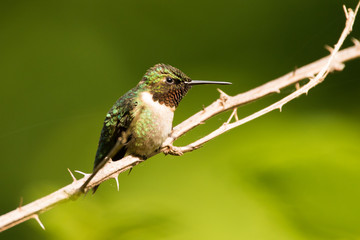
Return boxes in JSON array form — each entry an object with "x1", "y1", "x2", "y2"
[{"x1": 162, "y1": 144, "x2": 184, "y2": 156}]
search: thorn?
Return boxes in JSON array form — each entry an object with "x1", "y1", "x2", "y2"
[
  {"x1": 274, "y1": 89, "x2": 281, "y2": 94},
  {"x1": 18, "y1": 197, "x2": 23, "y2": 209},
  {"x1": 67, "y1": 168, "x2": 77, "y2": 182},
  {"x1": 74, "y1": 170, "x2": 90, "y2": 177},
  {"x1": 304, "y1": 89, "x2": 310, "y2": 96},
  {"x1": 202, "y1": 104, "x2": 206, "y2": 112},
  {"x1": 331, "y1": 62, "x2": 345, "y2": 72},
  {"x1": 343, "y1": 5, "x2": 349, "y2": 19},
  {"x1": 295, "y1": 82, "x2": 301, "y2": 90},
  {"x1": 324, "y1": 45, "x2": 334, "y2": 53},
  {"x1": 292, "y1": 66, "x2": 297, "y2": 76},
  {"x1": 199, "y1": 121, "x2": 205, "y2": 125},
  {"x1": 33, "y1": 214, "x2": 45, "y2": 230},
  {"x1": 351, "y1": 37, "x2": 360, "y2": 47},
  {"x1": 113, "y1": 175, "x2": 120, "y2": 191},
  {"x1": 279, "y1": 105, "x2": 283, "y2": 112}
]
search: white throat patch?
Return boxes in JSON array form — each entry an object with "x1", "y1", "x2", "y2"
[{"x1": 140, "y1": 92, "x2": 176, "y2": 113}]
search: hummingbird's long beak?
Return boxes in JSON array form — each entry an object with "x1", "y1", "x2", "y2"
[{"x1": 186, "y1": 80, "x2": 232, "y2": 86}]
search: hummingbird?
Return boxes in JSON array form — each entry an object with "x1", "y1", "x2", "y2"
[{"x1": 81, "y1": 63, "x2": 231, "y2": 193}]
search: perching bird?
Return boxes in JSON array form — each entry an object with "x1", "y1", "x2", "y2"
[{"x1": 82, "y1": 64, "x2": 231, "y2": 193}]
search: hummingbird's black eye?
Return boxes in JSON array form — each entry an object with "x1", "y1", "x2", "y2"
[{"x1": 166, "y1": 77, "x2": 174, "y2": 84}]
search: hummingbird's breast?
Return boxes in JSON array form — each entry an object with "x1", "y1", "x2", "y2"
[{"x1": 126, "y1": 91, "x2": 174, "y2": 157}]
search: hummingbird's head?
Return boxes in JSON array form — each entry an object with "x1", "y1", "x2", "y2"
[
  {"x1": 140, "y1": 63, "x2": 231, "y2": 108},
  {"x1": 140, "y1": 64, "x2": 192, "y2": 108}
]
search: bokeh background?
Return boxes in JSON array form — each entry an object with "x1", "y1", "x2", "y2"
[{"x1": 1, "y1": 0, "x2": 360, "y2": 239}]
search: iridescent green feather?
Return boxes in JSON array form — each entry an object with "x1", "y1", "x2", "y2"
[{"x1": 93, "y1": 86, "x2": 140, "y2": 169}]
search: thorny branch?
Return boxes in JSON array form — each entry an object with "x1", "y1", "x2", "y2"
[
  {"x1": 164, "y1": 3, "x2": 360, "y2": 154},
  {"x1": 1, "y1": 2, "x2": 360, "y2": 232}
]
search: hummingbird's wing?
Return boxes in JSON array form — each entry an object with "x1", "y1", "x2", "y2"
[
  {"x1": 93, "y1": 91, "x2": 138, "y2": 169},
  {"x1": 81, "y1": 91, "x2": 138, "y2": 193}
]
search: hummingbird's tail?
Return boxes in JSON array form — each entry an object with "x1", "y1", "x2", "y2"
[
  {"x1": 80, "y1": 142, "x2": 128, "y2": 194},
  {"x1": 92, "y1": 185, "x2": 100, "y2": 194}
]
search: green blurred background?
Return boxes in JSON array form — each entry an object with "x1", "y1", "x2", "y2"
[{"x1": 1, "y1": 0, "x2": 360, "y2": 239}]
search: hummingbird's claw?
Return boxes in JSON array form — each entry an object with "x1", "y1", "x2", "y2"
[{"x1": 162, "y1": 144, "x2": 184, "y2": 156}]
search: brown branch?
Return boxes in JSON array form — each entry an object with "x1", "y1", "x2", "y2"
[{"x1": 0, "y1": 1, "x2": 360, "y2": 232}]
